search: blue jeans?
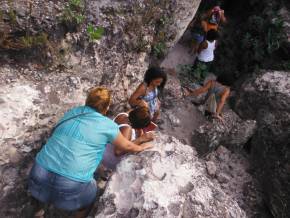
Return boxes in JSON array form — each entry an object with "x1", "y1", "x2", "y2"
[
  {"x1": 28, "y1": 162, "x2": 97, "y2": 211},
  {"x1": 193, "y1": 33, "x2": 205, "y2": 43}
]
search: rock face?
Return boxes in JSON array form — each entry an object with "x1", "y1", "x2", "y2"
[
  {"x1": 0, "y1": 1, "x2": 202, "y2": 216},
  {"x1": 96, "y1": 133, "x2": 246, "y2": 218},
  {"x1": 0, "y1": 0, "x2": 204, "y2": 217},
  {"x1": 191, "y1": 108, "x2": 257, "y2": 155},
  {"x1": 205, "y1": 146, "x2": 264, "y2": 217},
  {"x1": 235, "y1": 71, "x2": 290, "y2": 218}
]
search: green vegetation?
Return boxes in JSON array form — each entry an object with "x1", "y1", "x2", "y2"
[
  {"x1": 152, "y1": 41, "x2": 166, "y2": 59},
  {"x1": 61, "y1": 0, "x2": 85, "y2": 28},
  {"x1": 213, "y1": 0, "x2": 289, "y2": 83},
  {"x1": 20, "y1": 33, "x2": 48, "y2": 48},
  {"x1": 87, "y1": 24, "x2": 105, "y2": 42},
  {"x1": 8, "y1": 9, "x2": 16, "y2": 24},
  {"x1": 119, "y1": 0, "x2": 174, "y2": 57},
  {"x1": 178, "y1": 63, "x2": 209, "y2": 85},
  {"x1": 7, "y1": 0, "x2": 17, "y2": 25}
]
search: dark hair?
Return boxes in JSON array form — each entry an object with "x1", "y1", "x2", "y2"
[
  {"x1": 128, "y1": 107, "x2": 151, "y2": 129},
  {"x1": 216, "y1": 74, "x2": 231, "y2": 86},
  {"x1": 206, "y1": 29, "x2": 219, "y2": 41},
  {"x1": 144, "y1": 67, "x2": 167, "y2": 91}
]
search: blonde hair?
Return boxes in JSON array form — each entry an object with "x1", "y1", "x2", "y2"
[{"x1": 85, "y1": 87, "x2": 111, "y2": 114}]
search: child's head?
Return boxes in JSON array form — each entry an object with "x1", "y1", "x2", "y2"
[
  {"x1": 129, "y1": 106, "x2": 151, "y2": 129},
  {"x1": 206, "y1": 29, "x2": 219, "y2": 42},
  {"x1": 144, "y1": 67, "x2": 167, "y2": 91}
]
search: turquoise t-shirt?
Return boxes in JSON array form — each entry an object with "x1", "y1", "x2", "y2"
[{"x1": 36, "y1": 106, "x2": 119, "y2": 182}]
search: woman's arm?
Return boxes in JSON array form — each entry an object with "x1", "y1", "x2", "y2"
[
  {"x1": 129, "y1": 83, "x2": 148, "y2": 108},
  {"x1": 114, "y1": 127, "x2": 154, "y2": 155},
  {"x1": 112, "y1": 132, "x2": 153, "y2": 153},
  {"x1": 114, "y1": 126, "x2": 132, "y2": 155},
  {"x1": 133, "y1": 132, "x2": 154, "y2": 145}
]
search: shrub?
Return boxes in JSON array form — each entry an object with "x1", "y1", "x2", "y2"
[
  {"x1": 213, "y1": 0, "x2": 289, "y2": 83},
  {"x1": 87, "y1": 24, "x2": 104, "y2": 42},
  {"x1": 152, "y1": 42, "x2": 166, "y2": 59},
  {"x1": 177, "y1": 63, "x2": 209, "y2": 85},
  {"x1": 61, "y1": 0, "x2": 85, "y2": 29}
]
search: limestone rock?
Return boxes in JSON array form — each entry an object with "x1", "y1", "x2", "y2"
[
  {"x1": 0, "y1": 1, "x2": 202, "y2": 216},
  {"x1": 95, "y1": 133, "x2": 246, "y2": 218},
  {"x1": 235, "y1": 70, "x2": 290, "y2": 217},
  {"x1": 191, "y1": 109, "x2": 256, "y2": 155},
  {"x1": 205, "y1": 161, "x2": 217, "y2": 176}
]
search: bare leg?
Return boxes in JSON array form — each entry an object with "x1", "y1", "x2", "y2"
[{"x1": 216, "y1": 87, "x2": 230, "y2": 116}]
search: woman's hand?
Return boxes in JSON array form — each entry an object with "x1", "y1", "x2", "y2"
[
  {"x1": 140, "y1": 143, "x2": 154, "y2": 150},
  {"x1": 113, "y1": 132, "x2": 154, "y2": 153},
  {"x1": 140, "y1": 131, "x2": 155, "y2": 143}
]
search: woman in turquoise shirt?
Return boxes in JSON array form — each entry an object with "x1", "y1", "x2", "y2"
[{"x1": 28, "y1": 87, "x2": 154, "y2": 218}]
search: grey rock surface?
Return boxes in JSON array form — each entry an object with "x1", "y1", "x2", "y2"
[
  {"x1": 191, "y1": 108, "x2": 256, "y2": 155},
  {"x1": 95, "y1": 133, "x2": 246, "y2": 218},
  {"x1": 235, "y1": 70, "x2": 290, "y2": 218},
  {"x1": 205, "y1": 146, "x2": 263, "y2": 217},
  {"x1": 0, "y1": 0, "x2": 202, "y2": 216}
]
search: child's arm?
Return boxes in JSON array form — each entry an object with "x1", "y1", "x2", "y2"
[
  {"x1": 129, "y1": 83, "x2": 148, "y2": 108},
  {"x1": 197, "y1": 40, "x2": 208, "y2": 54}
]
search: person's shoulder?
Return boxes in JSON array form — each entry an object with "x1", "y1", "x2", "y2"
[
  {"x1": 62, "y1": 105, "x2": 87, "y2": 118},
  {"x1": 103, "y1": 116, "x2": 119, "y2": 127},
  {"x1": 134, "y1": 82, "x2": 146, "y2": 94},
  {"x1": 66, "y1": 105, "x2": 84, "y2": 112},
  {"x1": 138, "y1": 82, "x2": 147, "y2": 90}
]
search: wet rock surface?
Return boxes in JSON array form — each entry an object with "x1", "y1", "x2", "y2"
[
  {"x1": 95, "y1": 134, "x2": 246, "y2": 218},
  {"x1": 235, "y1": 71, "x2": 290, "y2": 218}
]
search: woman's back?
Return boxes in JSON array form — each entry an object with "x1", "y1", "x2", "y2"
[{"x1": 36, "y1": 106, "x2": 119, "y2": 182}]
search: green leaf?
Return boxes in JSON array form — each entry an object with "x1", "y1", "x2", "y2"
[{"x1": 87, "y1": 24, "x2": 105, "y2": 41}]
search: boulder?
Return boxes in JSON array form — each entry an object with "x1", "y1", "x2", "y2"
[
  {"x1": 235, "y1": 70, "x2": 290, "y2": 217},
  {"x1": 0, "y1": 0, "x2": 202, "y2": 216},
  {"x1": 191, "y1": 109, "x2": 256, "y2": 155},
  {"x1": 95, "y1": 133, "x2": 246, "y2": 218}
]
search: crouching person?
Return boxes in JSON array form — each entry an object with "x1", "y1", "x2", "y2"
[
  {"x1": 28, "y1": 87, "x2": 153, "y2": 218},
  {"x1": 184, "y1": 77, "x2": 230, "y2": 121},
  {"x1": 101, "y1": 106, "x2": 155, "y2": 171}
]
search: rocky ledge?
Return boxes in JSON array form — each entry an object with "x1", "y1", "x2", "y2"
[
  {"x1": 95, "y1": 134, "x2": 246, "y2": 218},
  {"x1": 235, "y1": 70, "x2": 290, "y2": 218}
]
